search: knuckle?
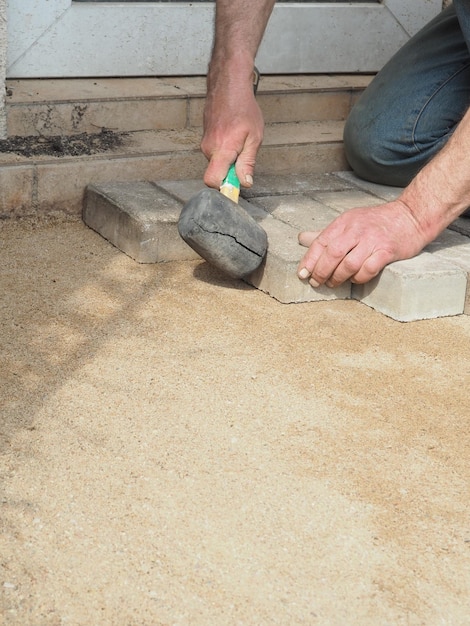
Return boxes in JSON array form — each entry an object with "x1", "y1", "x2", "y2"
[
  {"x1": 312, "y1": 267, "x2": 329, "y2": 283},
  {"x1": 342, "y1": 255, "x2": 362, "y2": 274},
  {"x1": 326, "y1": 240, "x2": 350, "y2": 259}
]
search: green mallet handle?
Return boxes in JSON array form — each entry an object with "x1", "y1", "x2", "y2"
[{"x1": 219, "y1": 163, "x2": 241, "y2": 203}]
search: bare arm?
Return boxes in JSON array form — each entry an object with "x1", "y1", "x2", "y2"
[
  {"x1": 298, "y1": 107, "x2": 470, "y2": 287},
  {"x1": 201, "y1": 0, "x2": 275, "y2": 188}
]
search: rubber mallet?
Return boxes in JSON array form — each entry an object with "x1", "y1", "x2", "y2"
[
  {"x1": 177, "y1": 67, "x2": 267, "y2": 279},
  {"x1": 177, "y1": 164, "x2": 268, "y2": 279}
]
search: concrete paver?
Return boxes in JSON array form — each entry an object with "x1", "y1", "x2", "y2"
[
  {"x1": 154, "y1": 179, "x2": 210, "y2": 204},
  {"x1": 448, "y1": 216, "x2": 470, "y2": 238},
  {"x1": 310, "y1": 188, "x2": 384, "y2": 212},
  {"x1": 240, "y1": 172, "x2": 354, "y2": 198},
  {"x1": 425, "y1": 229, "x2": 470, "y2": 314},
  {"x1": 156, "y1": 178, "x2": 269, "y2": 223},
  {"x1": 352, "y1": 253, "x2": 467, "y2": 322},
  {"x1": 339, "y1": 171, "x2": 470, "y2": 317},
  {"x1": 83, "y1": 181, "x2": 199, "y2": 263},
  {"x1": 246, "y1": 215, "x2": 351, "y2": 303},
  {"x1": 83, "y1": 173, "x2": 470, "y2": 322},
  {"x1": 252, "y1": 194, "x2": 341, "y2": 232},
  {"x1": 335, "y1": 170, "x2": 404, "y2": 202}
]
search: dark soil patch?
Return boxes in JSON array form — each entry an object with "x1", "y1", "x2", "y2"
[{"x1": 0, "y1": 129, "x2": 128, "y2": 157}]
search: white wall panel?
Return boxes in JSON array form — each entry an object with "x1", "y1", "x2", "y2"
[{"x1": 7, "y1": 1, "x2": 442, "y2": 78}]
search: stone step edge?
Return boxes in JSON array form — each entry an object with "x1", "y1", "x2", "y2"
[
  {"x1": 0, "y1": 123, "x2": 348, "y2": 217},
  {"x1": 6, "y1": 75, "x2": 374, "y2": 105},
  {"x1": 5, "y1": 75, "x2": 372, "y2": 138},
  {"x1": 0, "y1": 121, "x2": 344, "y2": 167}
]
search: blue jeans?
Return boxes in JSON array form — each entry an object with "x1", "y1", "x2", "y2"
[{"x1": 344, "y1": 1, "x2": 470, "y2": 186}]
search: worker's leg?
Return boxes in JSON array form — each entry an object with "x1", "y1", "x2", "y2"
[{"x1": 344, "y1": 4, "x2": 470, "y2": 186}]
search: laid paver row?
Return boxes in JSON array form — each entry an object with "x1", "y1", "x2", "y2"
[{"x1": 83, "y1": 173, "x2": 470, "y2": 322}]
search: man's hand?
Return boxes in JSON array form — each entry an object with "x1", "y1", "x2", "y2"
[
  {"x1": 201, "y1": 75, "x2": 264, "y2": 190},
  {"x1": 297, "y1": 199, "x2": 429, "y2": 287},
  {"x1": 201, "y1": 0, "x2": 275, "y2": 189},
  {"x1": 297, "y1": 105, "x2": 470, "y2": 289}
]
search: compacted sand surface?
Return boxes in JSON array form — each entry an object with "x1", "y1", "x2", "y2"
[{"x1": 1, "y1": 220, "x2": 469, "y2": 625}]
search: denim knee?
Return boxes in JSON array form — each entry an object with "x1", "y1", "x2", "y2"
[
  {"x1": 343, "y1": 3, "x2": 470, "y2": 187},
  {"x1": 343, "y1": 103, "x2": 426, "y2": 187}
]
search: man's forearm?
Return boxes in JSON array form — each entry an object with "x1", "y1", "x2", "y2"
[
  {"x1": 400, "y1": 106, "x2": 470, "y2": 242},
  {"x1": 209, "y1": 0, "x2": 275, "y2": 81},
  {"x1": 201, "y1": 0, "x2": 275, "y2": 187}
]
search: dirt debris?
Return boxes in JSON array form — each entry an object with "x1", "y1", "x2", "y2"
[{"x1": 0, "y1": 128, "x2": 127, "y2": 158}]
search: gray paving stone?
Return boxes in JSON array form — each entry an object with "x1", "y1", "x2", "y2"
[
  {"x1": 352, "y1": 252, "x2": 467, "y2": 322},
  {"x1": 252, "y1": 194, "x2": 340, "y2": 232},
  {"x1": 245, "y1": 215, "x2": 351, "y2": 303},
  {"x1": 425, "y1": 228, "x2": 470, "y2": 314},
  {"x1": 336, "y1": 172, "x2": 470, "y2": 226},
  {"x1": 425, "y1": 228, "x2": 470, "y2": 262},
  {"x1": 334, "y1": 171, "x2": 404, "y2": 202},
  {"x1": 83, "y1": 181, "x2": 199, "y2": 263},
  {"x1": 156, "y1": 179, "x2": 269, "y2": 221},
  {"x1": 241, "y1": 173, "x2": 355, "y2": 198},
  {"x1": 309, "y1": 189, "x2": 381, "y2": 213},
  {"x1": 153, "y1": 179, "x2": 207, "y2": 204}
]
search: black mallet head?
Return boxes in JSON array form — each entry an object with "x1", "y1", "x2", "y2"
[{"x1": 178, "y1": 188, "x2": 267, "y2": 279}]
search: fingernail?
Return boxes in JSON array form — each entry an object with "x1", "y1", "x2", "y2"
[
  {"x1": 245, "y1": 174, "x2": 253, "y2": 186},
  {"x1": 309, "y1": 277, "x2": 320, "y2": 288},
  {"x1": 298, "y1": 267, "x2": 310, "y2": 280}
]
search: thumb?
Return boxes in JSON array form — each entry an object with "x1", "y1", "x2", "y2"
[
  {"x1": 234, "y1": 137, "x2": 260, "y2": 188},
  {"x1": 234, "y1": 151, "x2": 256, "y2": 188},
  {"x1": 203, "y1": 150, "x2": 238, "y2": 189}
]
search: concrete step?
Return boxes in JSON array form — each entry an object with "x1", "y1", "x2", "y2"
[
  {"x1": 0, "y1": 75, "x2": 372, "y2": 218},
  {"x1": 0, "y1": 120, "x2": 347, "y2": 218},
  {"x1": 5, "y1": 75, "x2": 372, "y2": 136}
]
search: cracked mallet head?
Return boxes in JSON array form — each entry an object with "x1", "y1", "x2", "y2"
[{"x1": 178, "y1": 188, "x2": 268, "y2": 279}]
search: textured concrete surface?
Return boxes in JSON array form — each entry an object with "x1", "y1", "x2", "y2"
[
  {"x1": 425, "y1": 229, "x2": 470, "y2": 314},
  {"x1": 1, "y1": 218, "x2": 470, "y2": 625}
]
